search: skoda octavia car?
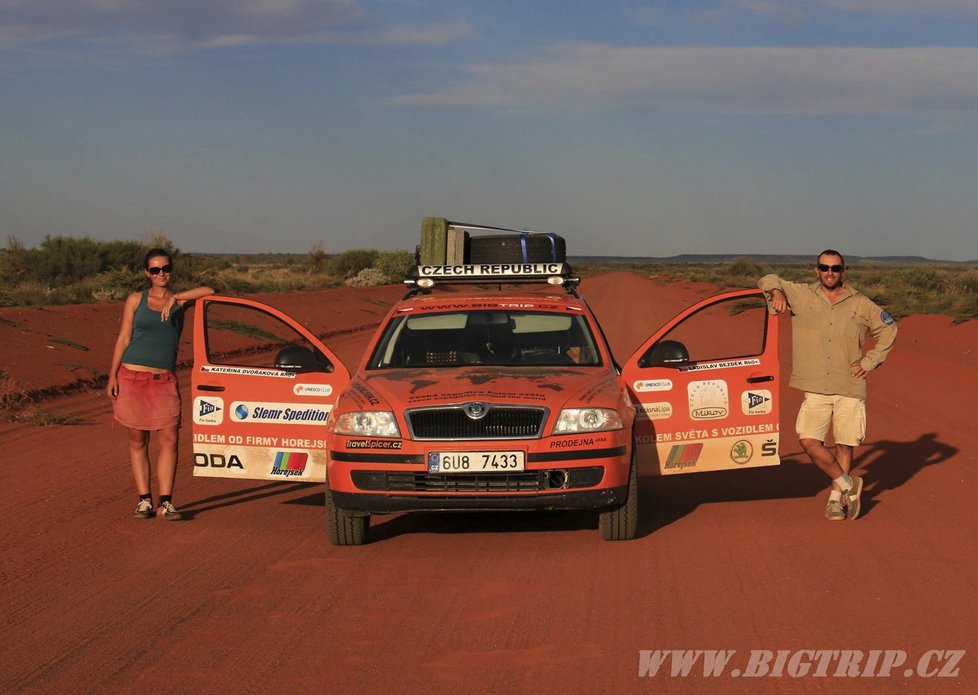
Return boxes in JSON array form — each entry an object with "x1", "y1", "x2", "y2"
[{"x1": 190, "y1": 254, "x2": 781, "y2": 545}]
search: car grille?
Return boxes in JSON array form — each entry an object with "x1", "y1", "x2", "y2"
[
  {"x1": 351, "y1": 467, "x2": 604, "y2": 493},
  {"x1": 407, "y1": 406, "x2": 547, "y2": 440}
]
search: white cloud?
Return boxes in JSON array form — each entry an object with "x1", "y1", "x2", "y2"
[
  {"x1": 193, "y1": 21, "x2": 472, "y2": 49},
  {"x1": 818, "y1": 0, "x2": 978, "y2": 16},
  {"x1": 388, "y1": 44, "x2": 978, "y2": 118},
  {"x1": 0, "y1": 0, "x2": 471, "y2": 48},
  {"x1": 715, "y1": 0, "x2": 978, "y2": 18}
]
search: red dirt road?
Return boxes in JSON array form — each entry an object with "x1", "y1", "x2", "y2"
[{"x1": 1, "y1": 273, "x2": 976, "y2": 694}]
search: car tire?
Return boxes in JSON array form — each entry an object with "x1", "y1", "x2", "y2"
[
  {"x1": 599, "y1": 450, "x2": 638, "y2": 541},
  {"x1": 325, "y1": 485, "x2": 369, "y2": 546}
]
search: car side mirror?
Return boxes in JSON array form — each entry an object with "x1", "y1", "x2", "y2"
[
  {"x1": 638, "y1": 339, "x2": 690, "y2": 368},
  {"x1": 273, "y1": 345, "x2": 332, "y2": 373}
]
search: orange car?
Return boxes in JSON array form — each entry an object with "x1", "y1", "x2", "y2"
[{"x1": 191, "y1": 263, "x2": 780, "y2": 545}]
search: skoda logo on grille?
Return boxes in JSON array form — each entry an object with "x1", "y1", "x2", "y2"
[{"x1": 465, "y1": 402, "x2": 489, "y2": 420}]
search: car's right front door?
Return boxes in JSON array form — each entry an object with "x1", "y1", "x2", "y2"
[{"x1": 621, "y1": 289, "x2": 781, "y2": 475}]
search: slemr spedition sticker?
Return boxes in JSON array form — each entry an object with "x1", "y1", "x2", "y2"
[{"x1": 230, "y1": 401, "x2": 332, "y2": 424}]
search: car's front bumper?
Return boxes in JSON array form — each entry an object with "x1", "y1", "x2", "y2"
[
  {"x1": 326, "y1": 442, "x2": 631, "y2": 513},
  {"x1": 331, "y1": 485, "x2": 628, "y2": 513}
]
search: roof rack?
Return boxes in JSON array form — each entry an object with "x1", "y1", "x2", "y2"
[
  {"x1": 406, "y1": 216, "x2": 578, "y2": 294},
  {"x1": 405, "y1": 261, "x2": 579, "y2": 291}
]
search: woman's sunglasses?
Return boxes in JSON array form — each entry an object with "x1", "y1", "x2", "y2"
[
  {"x1": 147, "y1": 264, "x2": 173, "y2": 276},
  {"x1": 817, "y1": 264, "x2": 844, "y2": 273}
]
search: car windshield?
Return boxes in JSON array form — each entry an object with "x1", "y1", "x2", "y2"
[{"x1": 367, "y1": 310, "x2": 602, "y2": 368}]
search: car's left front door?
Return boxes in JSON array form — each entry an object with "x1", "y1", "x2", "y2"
[{"x1": 621, "y1": 289, "x2": 780, "y2": 475}]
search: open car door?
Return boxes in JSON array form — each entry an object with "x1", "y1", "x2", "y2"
[
  {"x1": 191, "y1": 296, "x2": 350, "y2": 483},
  {"x1": 621, "y1": 289, "x2": 780, "y2": 475}
]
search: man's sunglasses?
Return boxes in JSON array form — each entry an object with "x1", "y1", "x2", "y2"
[
  {"x1": 817, "y1": 264, "x2": 844, "y2": 273},
  {"x1": 148, "y1": 265, "x2": 173, "y2": 276}
]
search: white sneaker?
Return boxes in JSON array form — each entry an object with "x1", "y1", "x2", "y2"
[
  {"x1": 132, "y1": 498, "x2": 154, "y2": 519},
  {"x1": 843, "y1": 476, "x2": 864, "y2": 520},
  {"x1": 157, "y1": 501, "x2": 183, "y2": 520}
]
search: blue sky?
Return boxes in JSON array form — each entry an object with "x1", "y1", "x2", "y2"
[{"x1": 1, "y1": 1, "x2": 976, "y2": 260}]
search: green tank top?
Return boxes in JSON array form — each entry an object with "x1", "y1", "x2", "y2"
[{"x1": 122, "y1": 290, "x2": 184, "y2": 371}]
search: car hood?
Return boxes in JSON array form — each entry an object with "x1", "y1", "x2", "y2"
[{"x1": 343, "y1": 366, "x2": 621, "y2": 411}]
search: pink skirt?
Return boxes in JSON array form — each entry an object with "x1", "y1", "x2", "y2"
[{"x1": 112, "y1": 365, "x2": 181, "y2": 430}]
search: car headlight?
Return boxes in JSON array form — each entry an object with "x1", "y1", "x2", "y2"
[
  {"x1": 553, "y1": 408, "x2": 623, "y2": 434},
  {"x1": 331, "y1": 411, "x2": 401, "y2": 438}
]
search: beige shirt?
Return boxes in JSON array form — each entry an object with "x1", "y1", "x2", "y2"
[{"x1": 758, "y1": 274, "x2": 897, "y2": 400}]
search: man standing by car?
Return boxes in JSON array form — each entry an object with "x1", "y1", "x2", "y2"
[{"x1": 759, "y1": 250, "x2": 897, "y2": 521}]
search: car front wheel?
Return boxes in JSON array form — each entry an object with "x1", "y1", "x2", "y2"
[
  {"x1": 599, "y1": 450, "x2": 638, "y2": 541},
  {"x1": 325, "y1": 485, "x2": 370, "y2": 546}
]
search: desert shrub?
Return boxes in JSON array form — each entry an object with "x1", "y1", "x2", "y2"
[
  {"x1": 0, "y1": 280, "x2": 80, "y2": 306},
  {"x1": 144, "y1": 229, "x2": 180, "y2": 258},
  {"x1": 99, "y1": 240, "x2": 145, "y2": 271},
  {"x1": 79, "y1": 267, "x2": 145, "y2": 302},
  {"x1": 32, "y1": 236, "x2": 104, "y2": 286},
  {"x1": 726, "y1": 258, "x2": 763, "y2": 282},
  {"x1": 943, "y1": 270, "x2": 978, "y2": 296},
  {"x1": 953, "y1": 293, "x2": 978, "y2": 324},
  {"x1": 345, "y1": 268, "x2": 389, "y2": 287},
  {"x1": 330, "y1": 249, "x2": 377, "y2": 278},
  {"x1": 91, "y1": 287, "x2": 125, "y2": 302},
  {"x1": 0, "y1": 238, "x2": 40, "y2": 285},
  {"x1": 374, "y1": 250, "x2": 415, "y2": 282},
  {"x1": 220, "y1": 276, "x2": 262, "y2": 294},
  {"x1": 305, "y1": 241, "x2": 330, "y2": 273},
  {"x1": 902, "y1": 268, "x2": 942, "y2": 292},
  {"x1": 304, "y1": 273, "x2": 343, "y2": 291},
  {"x1": 181, "y1": 254, "x2": 230, "y2": 277}
]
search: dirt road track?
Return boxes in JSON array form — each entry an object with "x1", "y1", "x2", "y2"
[{"x1": 1, "y1": 273, "x2": 975, "y2": 693}]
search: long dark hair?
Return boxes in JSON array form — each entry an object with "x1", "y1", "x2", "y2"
[{"x1": 143, "y1": 248, "x2": 173, "y2": 269}]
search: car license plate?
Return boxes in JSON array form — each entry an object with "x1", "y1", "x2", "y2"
[{"x1": 428, "y1": 450, "x2": 526, "y2": 473}]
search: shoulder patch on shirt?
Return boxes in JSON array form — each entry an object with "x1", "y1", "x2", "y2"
[{"x1": 880, "y1": 311, "x2": 895, "y2": 325}]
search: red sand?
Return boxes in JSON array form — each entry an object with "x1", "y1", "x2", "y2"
[{"x1": 1, "y1": 272, "x2": 975, "y2": 693}]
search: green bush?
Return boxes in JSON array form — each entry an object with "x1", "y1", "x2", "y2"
[
  {"x1": 945, "y1": 271, "x2": 978, "y2": 295},
  {"x1": 330, "y1": 249, "x2": 377, "y2": 278},
  {"x1": 2, "y1": 235, "x2": 976, "y2": 323},
  {"x1": 0, "y1": 279, "x2": 78, "y2": 306},
  {"x1": 81, "y1": 267, "x2": 146, "y2": 302},
  {"x1": 726, "y1": 258, "x2": 763, "y2": 282},
  {"x1": 305, "y1": 241, "x2": 330, "y2": 273},
  {"x1": 374, "y1": 249, "x2": 415, "y2": 282},
  {"x1": 33, "y1": 236, "x2": 105, "y2": 286},
  {"x1": 219, "y1": 276, "x2": 262, "y2": 294},
  {"x1": 954, "y1": 293, "x2": 978, "y2": 324},
  {"x1": 903, "y1": 268, "x2": 942, "y2": 292},
  {"x1": 0, "y1": 239, "x2": 40, "y2": 285},
  {"x1": 99, "y1": 240, "x2": 145, "y2": 271}
]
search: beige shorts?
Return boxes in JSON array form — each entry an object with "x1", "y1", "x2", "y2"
[{"x1": 796, "y1": 392, "x2": 866, "y2": 446}]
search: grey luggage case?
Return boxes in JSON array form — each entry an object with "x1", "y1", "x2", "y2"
[{"x1": 468, "y1": 232, "x2": 566, "y2": 264}]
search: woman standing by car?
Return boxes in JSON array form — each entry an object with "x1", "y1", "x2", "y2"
[{"x1": 107, "y1": 248, "x2": 214, "y2": 520}]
